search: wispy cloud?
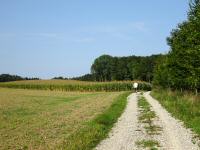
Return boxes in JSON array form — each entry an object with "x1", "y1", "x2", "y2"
[
  {"x1": 80, "y1": 21, "x2": 148, "y2": 33},
  {"x1": 0, "y1": 22, "x2": 147, "y2": 42},
  {"x1": 72, "y1": 37, "x2": 95, "y2": 43},
  {"x1": 129, "y1": 22, "x2": 147, "y2": 32},
  {"x1": 0, "y1": 32, "x2": 95, "y2": 43},
  {"x1": 28, "y1": 33, "x2": 59, "y2": 38},
  {"x1": 78, "y1": 21, "x2": 148, "y2": 40},
  {"x1": 0, "y1": 33, "x2": 60, "y2": 39}
]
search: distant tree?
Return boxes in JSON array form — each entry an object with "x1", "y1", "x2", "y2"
[
  {"x1": 52, "y1": 76, "x2": 65, "y2": 80},
  {"x1": 71, "y1": 74, "x2": 95, "y2": 81},
  {"x1": 0, "y1": 74, "x2": 39, "y2": 82},
  {"x1": 0, "y1": 74, "x2": 23, "y2": 82},
  {"x1": 25, "y1": 77, "x2": 40, "y2": 80},
  {"x1": 91, "y1": 55, "x2": 114, "y2": 81}
]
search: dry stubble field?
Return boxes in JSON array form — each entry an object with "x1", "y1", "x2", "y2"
[{"x1": 0, "y1": 88, "x2": 124, "y2": 149}]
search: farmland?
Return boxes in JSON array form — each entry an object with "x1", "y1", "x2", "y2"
[
  {"x1": 0, "y1": 87, "x2": 129, "y2": 149},
  {"x1": 0, "y1": 80, "x2": 151, "y2": 92}
]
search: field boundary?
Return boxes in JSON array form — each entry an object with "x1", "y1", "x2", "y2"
[{"x1": 0, "y1": 80, "x2": 151, "y2": 92}]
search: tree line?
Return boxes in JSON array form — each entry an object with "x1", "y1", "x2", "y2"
[
  {"x1": 90, "y1": 54, "x2": 161, "y2": 82},
  {"x1": 73, "y1": 54, "x2": 162, "y2": 82},
  {"x1": 0, "y1": 74, "x2": 40, "y2": 82},
  {"x1": 153, "y1": 0, "x2": 200, "y2": 94}
]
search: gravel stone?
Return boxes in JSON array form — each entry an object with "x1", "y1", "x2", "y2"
[{"x1": 95, "y1": 92, "x2": 199, "y2": 150}]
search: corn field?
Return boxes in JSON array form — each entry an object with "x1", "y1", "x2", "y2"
[{"x1": 0, "y1": 80, "x2": 152, "y2": 92}]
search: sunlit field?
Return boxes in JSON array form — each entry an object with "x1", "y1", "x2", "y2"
[{"x1": 0, "y1": 88, "x2": 127, "y2": 149}]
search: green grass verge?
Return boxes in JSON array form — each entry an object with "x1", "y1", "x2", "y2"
[
  {"x1": 58, "y1": 92, "x2": 130, "y2": 150},
  {"x1": 151, "y1": 89, "x2": 200, "y2": 137}
]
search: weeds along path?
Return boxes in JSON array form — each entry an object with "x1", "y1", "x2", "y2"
[
  {"x1": 95, "y1": 93, "x2": 139, "y2": 150},
  {"x1": 144, "y1": 92, "x2": 199, "y2": 150},
  {"x1": 135, "y1": 94, "x2": 164, "y2": 149}
]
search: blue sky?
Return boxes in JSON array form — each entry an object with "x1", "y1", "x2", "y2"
[{"x1": 0, "y1": 0, "x2": 189, "y2": 79}]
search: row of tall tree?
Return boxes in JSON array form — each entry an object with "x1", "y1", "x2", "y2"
[
  {"x1": 153, "y1": 0, "x2": 200, "y2": 94},
  {"x1": 90, "y1": 54, "x2": 161, "y2": 82}
]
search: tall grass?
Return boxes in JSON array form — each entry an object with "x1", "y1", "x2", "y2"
[
  {"x1": 151, "y1": 89, "x2": 200, "y2": 136},
  {"x1": 0, "y1": 80, "x2": 151, "y2": 92}
]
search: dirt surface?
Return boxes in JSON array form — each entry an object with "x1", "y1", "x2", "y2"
[
  {"x1": 95, "y1": 92, "x2": 199, "y2": 150},
  {"x1": 144, "y1": 92, "x2": 199, "y2": 150},
  {"x1": 95, "y1": 93, "x2": 139, "y2": 150}
]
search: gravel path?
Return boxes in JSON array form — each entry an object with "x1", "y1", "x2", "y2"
[
  {"x1": 95, "y1": 92, "x2": 199, "y2": 150},
  {"x1": 95, "y1": 93, "x2": 139, "y2": 150},
  {"x1": 144, "y1": 91, "x2": 199, "y2": 150}
]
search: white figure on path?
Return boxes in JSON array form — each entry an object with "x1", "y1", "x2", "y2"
[{"x1": 133, "y1": 82, "x2": 138, "y2": 93}]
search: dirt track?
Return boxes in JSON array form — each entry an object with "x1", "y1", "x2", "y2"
[
  {"x1": 95, "y1": 92, "x2": 199, "y2": 150},
  {"x1": 95, "y1": 93, "x2": 138, "y2": 150}
]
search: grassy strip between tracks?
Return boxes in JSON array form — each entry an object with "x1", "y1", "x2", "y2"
[{"x1": 136, "y1": 94, "x2": 161, "y2": 150}]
